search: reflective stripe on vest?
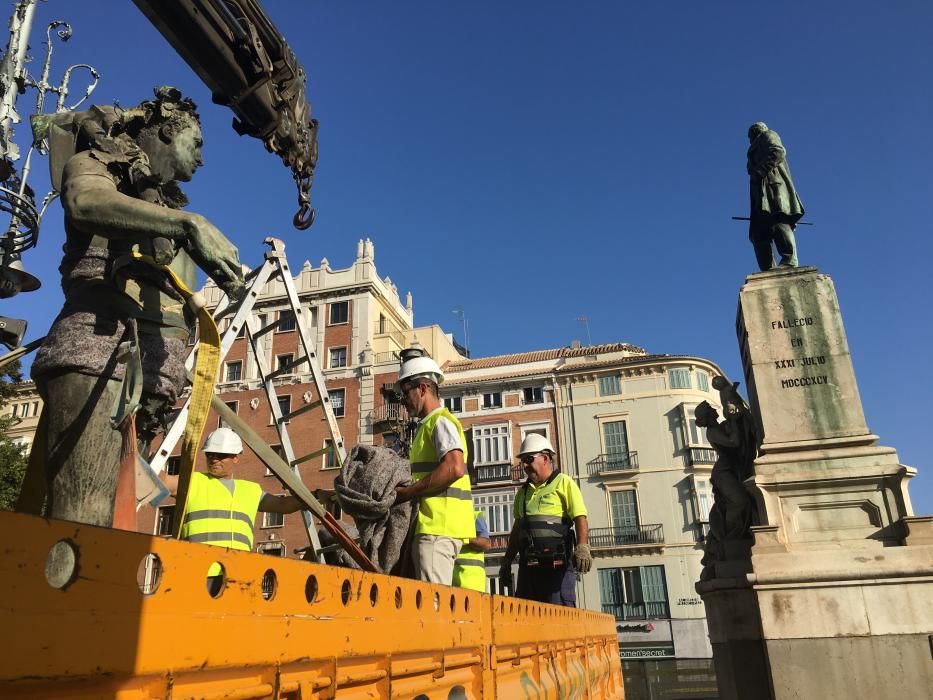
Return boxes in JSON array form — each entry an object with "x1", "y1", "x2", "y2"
[
  {"x1": 179, "y1": 472, "x2": 262, "y2": 553},
  {"x1": 409, "y1": 407, "x2": 475, "y2": 539}
]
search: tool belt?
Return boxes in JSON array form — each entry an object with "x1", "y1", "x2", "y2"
[{"x1": 520, "y1": 515, "x2": 573, "y2": 569}]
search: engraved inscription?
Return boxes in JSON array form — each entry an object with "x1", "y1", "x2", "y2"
[
  {"x1": 771, "y1": 317, "x2": 814, "y2": 329},
  {"x1": 781, "y1": 375, "x2": 828, "y2": 389},
  {"x1": 771, "y1": 318, "x2": 829, "y2": 390}
]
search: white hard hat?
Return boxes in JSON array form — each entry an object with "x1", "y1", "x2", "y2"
[
  {"x1": 397, "y1": 351, "x2": 444, "y2": 387},
  {"x1": 203, "y1": 427, "x2": 243, "y2": 455},
  {"x1": 518, "y1": 433, "x2": 555, "y2": 457}
]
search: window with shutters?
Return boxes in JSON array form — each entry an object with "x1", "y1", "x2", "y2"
[
  {"x1": 473, "y1": 423, "x2": 511, "y2": 466},
  {"x1": 598, "y1": 375, "x2": 622, "y2": 396},
  {"x1": 610, "y1": 490, "x2": 640, "y2": 531},
  {"x1": 474, "y1": 489, "x2": 518, "y2": 535},
  {"x1": 668, "y1": 368, "x2": 691, "y2": 389},
  {"x1": 597, "y1": 565, "x2": 670, "y2": 620},
  {"x1": 602, "y1": 420, "x2": 631, "y2": 466},
  {"x1": 443, "y1": 396, "x2": 462, "y2": 413}
]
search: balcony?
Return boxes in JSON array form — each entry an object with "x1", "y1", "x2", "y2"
[
  {"x1": 372, "y1": 403, "x2": 408, "y2": 432},
  {"x1": 688, "y1": 447, "x2": 716, "y2": 466},
  {"x1": 589, "y1": 525, "x2": 664, "y2": 552},
  {"x1": 587, "y1": 451, "x2": 639, "y2": 476},
  {"x1": 472, "y1": 463, "x2": 521, "y2": 485},
  {"x1": 601, "y1": 601, "x2": 670, "y2": 621},
  {"x1": 374, "y1": 351, "x2": 399, "y2": 364}
]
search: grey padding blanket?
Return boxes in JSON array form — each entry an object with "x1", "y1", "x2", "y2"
[{"x1": 333, "y1": 444, "x2": 416, "y2": 575}]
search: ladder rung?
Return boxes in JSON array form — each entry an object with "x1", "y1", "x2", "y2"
[
  {"x1": 281, "y1": 400, "x2": 322, "y2": 422},
  {"x1": 293, "y1": 446, "x2": 331, "y2": 466},
  {"x1": 267, "y1": 354, "x2": 309, "y2": 381},
  {"x1": 253, "y1": 320, "x2": 280, "y2": 338}
]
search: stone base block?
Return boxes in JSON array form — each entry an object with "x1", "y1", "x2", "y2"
[{"x1": 698, "y1": 544, "x2": 933, "y2": 700}]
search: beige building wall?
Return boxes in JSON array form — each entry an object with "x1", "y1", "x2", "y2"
[
  {"x1": 555, "y1": 353, "x2": 724, "y2": 660},
  {"x1": 1, "y1": 381, "x2": 42, "y2": 450}
]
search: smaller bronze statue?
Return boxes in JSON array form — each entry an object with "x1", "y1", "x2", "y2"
[
  {"x1": 747, "y1": 122, "x2": 805, "y2": 271},
  {"x1": 696, "y1": 377, "x2": 762, "y2": 579}
]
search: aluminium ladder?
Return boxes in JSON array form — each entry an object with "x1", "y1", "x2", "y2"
[{"x1": 149, "y1": 237, "x2": 348, "y2": 562}]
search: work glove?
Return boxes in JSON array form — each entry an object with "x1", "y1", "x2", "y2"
[{"x1": 574, "y1": 543, "x2": 592, "y2": 574}]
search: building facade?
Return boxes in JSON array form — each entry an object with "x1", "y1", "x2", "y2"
[
  {"x1": 439, "y1": 344, "x2": 723, "y2": 666},
  {"x1": 554, "y1": 352, "x2": 721, "y2": 661},
  {"x1": 0, "y1": 380, "x2": 42, "y2": 451}
]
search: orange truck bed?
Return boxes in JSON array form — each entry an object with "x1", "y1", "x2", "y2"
[{"x1": 0, "y1": 511, "x2": 624, "y2": 698}]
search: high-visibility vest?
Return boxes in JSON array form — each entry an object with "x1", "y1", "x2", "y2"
[
  {"x1": 179, "y1": 472, "x2": 263, "y2": 575},
  {"x1": 454, "y1": 511, "x2": 487, "y2": 592},
  {"x1": 516, "y1": 472, "x2": 575, "y2": 567},
  {"x1": 409, "y1": 407, "x2": 475, "y2": 539}
]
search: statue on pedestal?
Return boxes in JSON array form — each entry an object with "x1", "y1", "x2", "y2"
[
  {"x1": 747, "y1": 122, "x2": 805, "y2": 271},
  {"x1": 26, "y1": 87, "x2": 245, "y2": 526},
  {"x1": 696, "y1": 377, "x2": 762, "y2": 579}
]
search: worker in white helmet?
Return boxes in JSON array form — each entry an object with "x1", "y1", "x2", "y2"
[
  {"x1": 159, "y1": 427, "x2": 305, "y2": 591},
  {"x1": 393, "y1": 349, "x2": 476, "y2": 585},
  {"x1": 498, "y1": 433, "x2": 591, "y2": 606}
]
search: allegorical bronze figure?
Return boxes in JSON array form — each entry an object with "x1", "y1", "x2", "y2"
[
  {"x1": 696, "y1": 377, "x2": 762, "y2": 579},
  {"x1": 747, "y1": 122, "x2": 805, "y2": 271},
  {"x1": 27, "y1": 87, "x2": 245, "y2": 526}
]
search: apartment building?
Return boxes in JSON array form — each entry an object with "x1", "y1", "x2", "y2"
[
  {"x1": 439, "y1": 343, "x2": 724, "y2": 666},
  {"x1": 555, "y1": 351, "x2": 723, "y2": 661}
]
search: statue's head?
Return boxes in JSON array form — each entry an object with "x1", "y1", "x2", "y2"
[
  {"x1": 747, "y1": 122, "x2": 768, "y2": 141},
  {"x1": 121, "y1": 87, "x2": 203, "y2": 183},
  {"x1": 694, "y1": 400, "x2": 719, "y2": 428}
]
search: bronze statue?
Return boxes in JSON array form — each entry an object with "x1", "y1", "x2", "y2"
[
  {"x1": 27, "y1": 87, "x2": 245, "y2": 526},
  {"x1": 696, "y1": 378, "x2": 761, "y2": 578},
  {"x1": 747, "y1": 122, "x2": 805, "y2": 271}
]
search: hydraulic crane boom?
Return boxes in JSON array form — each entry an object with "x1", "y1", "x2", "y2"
[{"x1": 132, "y1": 0, "x2": 319, "y2": 229}]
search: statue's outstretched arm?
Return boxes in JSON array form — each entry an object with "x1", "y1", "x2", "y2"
[{"x1": 62, "y1": 155, "x2": 244, "y2": 300}]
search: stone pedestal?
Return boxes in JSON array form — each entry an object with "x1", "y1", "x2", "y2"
[{"x1": 698, "y1": 267, "x2": 933, "y2": 700}]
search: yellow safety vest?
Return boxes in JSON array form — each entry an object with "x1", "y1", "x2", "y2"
[
  {"x1": 409, "y1": 407, "x2": 476, "y2": 539},
  {"x1": 454, "y1": 510, "x2": 487, "y2": 592},
  {"x1": 179, "y1": 472, "x2": 263, "y2": 574}
]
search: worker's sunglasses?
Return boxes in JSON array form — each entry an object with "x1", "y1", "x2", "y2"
[
  {"x1": 205, "y1": 452, "x2": 234, "y2": 461},
  {"x1": 519, "y1": 453, "x2": 541, "y2": 465}
]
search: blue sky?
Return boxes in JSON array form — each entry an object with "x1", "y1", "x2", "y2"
[{"x1": 8, "y1": 1, "x2": 932, "y2": 512}]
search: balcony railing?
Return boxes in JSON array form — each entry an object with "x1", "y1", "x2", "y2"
[
  {"x1": 374, "y1": 351, "x2": 399, "y2": 364},
  {"x1": 601, "y1": 601, "x2": 670, "y2": 621},
  {"x1": 589, "y1": 525, "x2": 664, "y2": 549},
  {"x1": 372, "y1": 403, "x2": 408, "y2": 425},
  {"x1": 488, "y1": 535, "x2": 510, "y2": 552},
  {"x1": 688, "y1": 447, "x2": 716, "y2": 465},
  {"x1": 473, "y1": 463, "x2": 521, "y2": 485},
  {"x1": 587, "y1": 451, "x2": 639, "y2": 476}
]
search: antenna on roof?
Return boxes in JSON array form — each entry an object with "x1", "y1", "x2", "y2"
[
  {"x1": 575, "y1": 316, "x2": 592, "y2": 346},
  {"x1": 451, "y1": 308, "x2": 470, "y2": 357}
]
